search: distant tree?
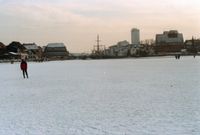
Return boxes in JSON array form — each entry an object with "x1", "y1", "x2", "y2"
[
  {"x1": 0, "y1": 42, "x2": 6, "y2": 56},
  {"x1": 141, "y1": 39, "x2": 155, "y2": 46}
]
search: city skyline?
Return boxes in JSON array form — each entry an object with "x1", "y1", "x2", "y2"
[{"x1": 0, "y1": 0, "x2": 200, "y2": 53}]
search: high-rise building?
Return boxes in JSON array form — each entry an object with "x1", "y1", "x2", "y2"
[{"x1": 131, "y1": 28, "x2": 140, "y2": 47}]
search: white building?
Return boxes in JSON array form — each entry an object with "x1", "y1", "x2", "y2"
[
  {"x1": 117, "y1": 40, "x2": 129, "y2": 46},
  {"x1": 23, "y1": 43, "x2": 38, "y2": 50},
  {"x1": 156, "y1": 30, "x2": 184, "y2": 45},
  {"x1": 131, "y1": 28, "x2": 140, "y2": 47},
  {"x1": 23, "y1": 43, "x2": 40, "y2": 60},
  {"x1": 108, "y1": 40, "x2": 130, "y2": 57}
]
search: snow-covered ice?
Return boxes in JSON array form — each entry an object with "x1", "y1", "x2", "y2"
[{"x1": 0, "y1": 56, "x2": 200, "y2": 135}]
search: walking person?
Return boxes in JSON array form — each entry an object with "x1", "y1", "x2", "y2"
[{"x1": 20, "y1": 59, "x2": 28, "y2": 78}]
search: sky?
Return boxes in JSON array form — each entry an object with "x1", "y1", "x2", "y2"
[{"x1": 0, "y1": 0, "x2": 200, "y2": 53}]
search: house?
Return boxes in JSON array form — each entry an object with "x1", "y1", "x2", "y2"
[
  {"x1": 6, "y1": 41, "x2": 27, "y2": 59},
  {"x1": 44, "y1": 43, "x2": 69, "y2": 60},
  {"x1": 23, "y1": 43, "x2": 43, "y2": 60},
  {"x1": 7, "y1": 41, "x2": 26, "y2": 53}
]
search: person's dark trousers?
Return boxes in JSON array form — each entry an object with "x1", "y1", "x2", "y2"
[{"x1": 22, "y1": 70, "x2": 28, "y2": 78}]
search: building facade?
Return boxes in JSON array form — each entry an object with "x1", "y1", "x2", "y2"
[
  {"x1": 44, "y1": 43, "x2": 69, "y2": 60},
  {"x1": 108, "y1": 40, "x2": 130, "y2": 57},
  {"x1": 23, "y1": 43, "x2": 42, "y2": 60},
  {"x1": 154, "y1": 30, "x2": 184, "y2": 53},
  {"x1": 131, "y1": 28, "x2": 140, "y2": 47},
  {"x1": 156, "y1": 30, "x2": 184, "y2": 46}
]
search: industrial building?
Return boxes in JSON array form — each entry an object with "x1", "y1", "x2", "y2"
[{"x1": 44, "y1": 43, "x2": 69, "y2": 60}]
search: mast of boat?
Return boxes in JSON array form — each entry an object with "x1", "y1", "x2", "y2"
[{"x1": 96, "y1": 34, "x2": 100, "y2": 54}]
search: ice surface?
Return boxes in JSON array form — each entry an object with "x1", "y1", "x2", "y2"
[{"x1": 0, "y1": 56, "x2": 200, "y2": 135}]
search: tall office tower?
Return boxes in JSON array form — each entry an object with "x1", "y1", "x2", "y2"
[{"x1": 131, "y1": 28, "x2": 140, "y2": 47}]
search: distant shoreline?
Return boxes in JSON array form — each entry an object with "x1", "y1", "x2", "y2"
[{"x1": 0, "y1": 54, "x2": 198, "y2": 63}]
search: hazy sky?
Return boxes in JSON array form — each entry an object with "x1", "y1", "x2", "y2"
[{"x1": 0, "y1": 0, "x2": 200, "y2": 52}]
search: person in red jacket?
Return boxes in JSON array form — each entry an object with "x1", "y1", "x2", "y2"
[{"x1": 20, "y1": 59, "x2": 28, "y2": 78}]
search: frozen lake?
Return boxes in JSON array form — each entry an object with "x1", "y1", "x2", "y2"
[{"x1": 0, "y1": 56, "x2": 200, "y2": 135}]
